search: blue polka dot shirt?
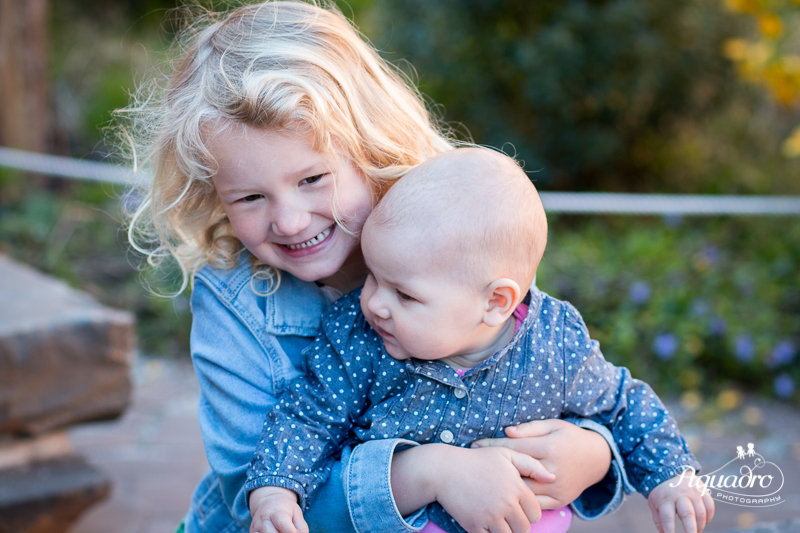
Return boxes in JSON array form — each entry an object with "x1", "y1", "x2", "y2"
[{"x1": 245, "y1": 288, "x2": 699, "y2": 523}]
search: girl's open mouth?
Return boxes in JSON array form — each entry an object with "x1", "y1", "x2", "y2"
[{"x1": 278, "y1": 225, "x2": 335, "y2": 256}]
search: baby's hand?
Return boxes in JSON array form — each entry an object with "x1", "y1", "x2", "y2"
[
  {"x1": 647, "y1": 471, "x2": 715, "y2": 533},
  {"x1": 249, "y1": 486, "x2": 308, "y2": 533}
]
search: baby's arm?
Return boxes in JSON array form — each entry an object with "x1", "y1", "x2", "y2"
[
  {"x1": 559, "y1": 302, "x2": 706, "y2": 527},
  {"x1": 244, "y1": 333, "x2": 377, "y2": 507}
]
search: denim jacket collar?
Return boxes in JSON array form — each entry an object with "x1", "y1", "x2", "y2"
[{"x1": 194, "y1": 252, "x2": 327, "y2": 337}]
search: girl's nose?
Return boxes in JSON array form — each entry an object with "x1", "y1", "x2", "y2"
[{"x1": 270, "y1": 198, "x2": 312, "y2": 237}]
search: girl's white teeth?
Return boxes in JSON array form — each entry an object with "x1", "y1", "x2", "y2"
[{"x1": 286, "y1": 227, "x2": 332, "y2": 250}]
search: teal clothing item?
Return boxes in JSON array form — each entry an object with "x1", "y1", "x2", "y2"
[{"x1": 185, "y1": 253, "x2": 631, "y2": 533}]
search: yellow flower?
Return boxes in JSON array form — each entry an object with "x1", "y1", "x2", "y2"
[
  {"x1": 724, "y1": 0, "x2": 764, "y2": 14},
  {"x1": 781, "y1": 125, "x2": 800, "y2": 158},
  {"x1": 723, "y1": 39, "x2": 749, "y2": 61},
  {"x1": 758, "y1": 13, "x2": 783, "y2": 38},
  {"x1": 717, "y1": 389, "x2": 742, "y2": 411}
]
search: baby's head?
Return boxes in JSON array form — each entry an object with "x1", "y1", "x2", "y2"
[{"x1": 360, "y1": 147, "x2": 547, "y2": 361}]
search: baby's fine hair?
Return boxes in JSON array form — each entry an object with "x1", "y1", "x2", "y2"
[
  {"x1": 118, "y1": 1, "x2": 454, "y2": 291},
  {"x1": 369, "y1": 147, "x2": 548, "y2": 293}
]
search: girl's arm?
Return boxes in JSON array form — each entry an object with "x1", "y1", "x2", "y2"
[{"x1": 389, "y1": 420, "x2": 617, "y2": 526}]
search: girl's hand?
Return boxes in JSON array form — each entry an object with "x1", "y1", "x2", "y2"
[
  {"x1": 392, "y1": 443, "x2": 555, "y2": 533},
  {"x1": 249, "y1": 486, "x2": 308, "y2": 533},
  {"x1": 471, "y1": 419, "x2": 612, "y2": 509}
]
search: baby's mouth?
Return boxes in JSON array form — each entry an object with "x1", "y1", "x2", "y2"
[{"x1": 284, "y1": 226, "x2": 333, "y2": 250}]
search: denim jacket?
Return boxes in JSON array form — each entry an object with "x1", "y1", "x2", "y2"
[{"x1": 186, "y1": 254, "x2": 633, "y2": 533}]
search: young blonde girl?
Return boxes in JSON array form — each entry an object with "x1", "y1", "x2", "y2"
[{"x1": 120, "y1": 2, "x2": 630, "y2": 532}]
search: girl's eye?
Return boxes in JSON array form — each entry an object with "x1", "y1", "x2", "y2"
[
  {"x1": 300, "y1": 174, "x2": 324, "y2": 185},
  {"x1": 396, "y1": 289, "x2": 414, "y2": 301},
  {"x1": 241, "y1": 194, "x2": 263, "y2": 202}
]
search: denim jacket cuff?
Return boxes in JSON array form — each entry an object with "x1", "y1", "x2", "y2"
[
  {"x1": 244, "y1": 475, "x2": 308, "y2": 510},
  {"x1": 345, "y1": 438, "x2": 428, "y2": 533},
  {"x1": 568, "y1": 418, "x2": 635, "y2": 521},
  {"x1": 639, "y1": 456, "x2": 701, "y2": 498}
]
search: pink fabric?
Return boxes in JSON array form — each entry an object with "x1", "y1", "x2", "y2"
[
  {"x1": 513, "y1": 303, "x2": 529, "y2": 334},
  {"x1": 417, "y1": 507, "x2": 573, "y2": 533}
]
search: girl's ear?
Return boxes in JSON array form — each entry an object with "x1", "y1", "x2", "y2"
[{"x1": 483, "y1": 278, "x2": 522, "y2": 328}]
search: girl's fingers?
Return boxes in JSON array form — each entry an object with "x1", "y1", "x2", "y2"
[
  {"x1": 488, "y1": 518, "x2": 513, "y2": 533},
  {"x1": 508, "y1": 451, "x2": 556, "y2": 483},
  {"x1": 503, "y1": 420, "x2": 561, "y2": 439},
  {"x1": 472, "y1": 420, "x2": 560, "y2": 451},
  {"x1": 676, "y1": 497, "x2": 698, "y2": 533},
  {"x1": 505, "y1": 513, "x2": 531, "y2": 533},
  {"x1": 520, "y1": 489, "x2": 543, "y2": 524},
  {"x1": 534, "y1": 494, "x2": 561, "y2": 511}
]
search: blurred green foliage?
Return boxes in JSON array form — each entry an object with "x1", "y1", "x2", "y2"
[
  {"x1": 538, "y1": 215, "x2": 799, "y2": 402},
  {"x1": 1, "y1": 1, "x2": 798, "y2": 399},
  {"x1": 355, "y1": 0, "x2": 800, "y2": 193}
]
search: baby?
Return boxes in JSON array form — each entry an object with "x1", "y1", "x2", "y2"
[{"x1": 245, "y1": 148, "x2": 714, "y2": 533}]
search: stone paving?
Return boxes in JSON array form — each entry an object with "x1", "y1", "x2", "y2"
[
  {"x1": 67, "y1": 357, "x2": 207, "y2": 533},
  {"x1": 67, "y1": 357, "x2": 800, "y2": 533}
]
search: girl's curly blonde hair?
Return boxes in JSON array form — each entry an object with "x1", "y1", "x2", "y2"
[{"x1": 116, "y1": 1, "x2": 454, "y2": 293}]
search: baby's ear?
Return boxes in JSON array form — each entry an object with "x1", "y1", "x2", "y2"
[{"x1": 483, "y1": 278, "x2": 522, "y2": 328}]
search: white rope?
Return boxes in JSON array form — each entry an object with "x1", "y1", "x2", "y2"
[
  {"x1": 538, "y1": 192, "x2": 800, "y2": 215},
  {"x1": 2, "y1": 146, "x2": 800, "y2": 215},
  {"x1": 0, "y1": 146, "x2": 145, "y2": 186}
]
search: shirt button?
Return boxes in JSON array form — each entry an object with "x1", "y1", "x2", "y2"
[
  {"x1": 440, "y1": 430, "x2": 454, "y2": 443},
  {"x1": 454, "y1": 388, "x2": 466, "y2": 399}
]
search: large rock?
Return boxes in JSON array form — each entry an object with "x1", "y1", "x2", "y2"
[
  {"x1": 0, "y1": 255, "x2": 134, "y2": 437},
  {"x1": 0, "y1": 456, "x2": 111, "y2": 533}
]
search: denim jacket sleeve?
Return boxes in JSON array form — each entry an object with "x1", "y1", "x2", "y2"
[
  {"x1": 189, "y1": 262, "x2": 425, "y2": 533},
  {"x1": 566, "y1": 417, "x2": 635, "y2": 520}
]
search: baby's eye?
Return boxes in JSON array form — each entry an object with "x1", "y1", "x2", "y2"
[
  {"x1": 300, "y1": 174, "x2": 324, "y2": 185},
  {"x1": 396, "y1": 289, "x2": 415, "y2": 301}
]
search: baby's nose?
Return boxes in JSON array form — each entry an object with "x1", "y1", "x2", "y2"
[{"x1": 368, "y1": 294, "x2": 390, "y2": 319}]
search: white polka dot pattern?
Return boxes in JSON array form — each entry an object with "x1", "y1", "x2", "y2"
[{"x1": 244, "y1": 289, "x2": 699, "y2": 513}]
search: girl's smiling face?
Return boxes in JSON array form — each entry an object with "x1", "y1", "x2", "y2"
[{"x1": 211, "y1": 125, "x2": 373, "y2": 290}]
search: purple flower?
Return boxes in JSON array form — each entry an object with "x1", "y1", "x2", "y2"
[
  {"x1": 768, "y1": 341, "x2": 796, "y2": 368},
  {"x1": 653, "y1": 333, "x2": 678, "y2": 360},
  {"x1": 773, "y1": 374, "x2": 795, "y2": 399},
  {"x1": 700, "y1": 246, "x2": 719, "y2": 265},
  {"x1": 691, "y1": 299, "x2": 710, "y2": 317},
  {"x1": 628, "y1": 281, "x2": 651, "y2": 304},
  {"x1": 709, "y1": 317, "x2": 727, "y2": 337},
  {"x1": 734, "y1": 334, "x2": 755, "y2": 363}
]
